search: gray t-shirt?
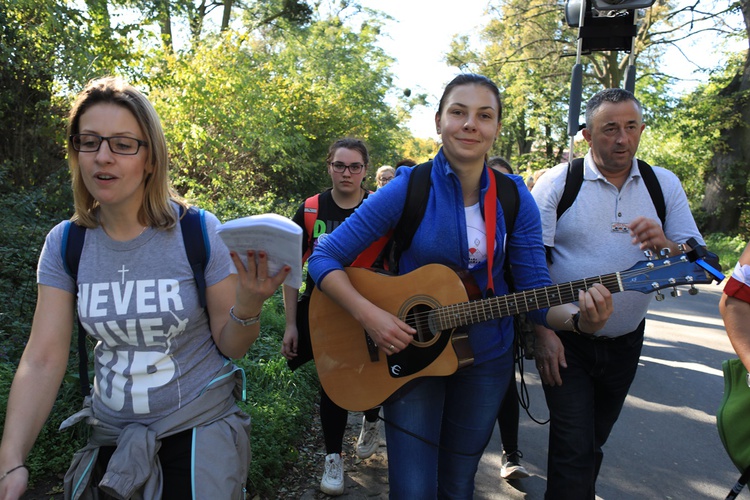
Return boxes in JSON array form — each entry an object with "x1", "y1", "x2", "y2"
[
  {"x1": 38, "y1": 206, "x2": 233, "y2": 425},
  {"x1": 532, "y1": 153, "x2": 704, "y2": 336}
]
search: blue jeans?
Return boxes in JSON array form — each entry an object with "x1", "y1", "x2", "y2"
[
  {"x1": 543, "y1": 320, "x2": 645, "y2": 500},
  {"x1": 382, "y1": 350, "x2": 512, "y2": 499}
]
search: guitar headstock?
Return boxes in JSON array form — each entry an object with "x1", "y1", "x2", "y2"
[{"x1": 622, "y1": 248, "x2": 724, "y2": 298}]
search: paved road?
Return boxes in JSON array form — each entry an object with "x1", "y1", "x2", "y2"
[{"x1": 475, "y1": 281, "x2": 749, "y2": 499}]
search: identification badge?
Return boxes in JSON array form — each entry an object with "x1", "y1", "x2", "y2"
[{"x1": 611, "y1": 222, "x2": 629, "y2": 233}]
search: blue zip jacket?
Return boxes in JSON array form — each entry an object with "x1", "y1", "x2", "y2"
[{"x1": 308, "y1": 148, "x2": 552, "y2": 365}]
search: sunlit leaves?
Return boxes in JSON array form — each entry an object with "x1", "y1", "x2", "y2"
[{"x1": 149, "y1": 11, "x2": 402, "y2": 212}]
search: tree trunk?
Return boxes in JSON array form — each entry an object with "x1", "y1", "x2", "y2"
[
  {"x1": 221, "y1": 0, "x2": 233, "y2": 31},
  {"x1": 701, "y1": 0, "x2": 750, "y2": 233},
  {"x1": 156, "y1": 0, "x2": 173, "y2": 51}
]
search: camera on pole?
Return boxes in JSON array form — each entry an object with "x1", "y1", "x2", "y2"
[{"x1": 564, "y1": 0, "x2": 655, "y2": 144}]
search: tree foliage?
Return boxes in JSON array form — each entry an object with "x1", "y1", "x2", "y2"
[
  {"x1": 449, "y1": 0, "x2": 749, "y2": 233},
  {"x1": 147, "y1": 11, "x2": 402, "y2": 216}
]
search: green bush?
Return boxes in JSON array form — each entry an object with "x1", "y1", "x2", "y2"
[
  {"x1": 0, "y1": 362, "x2": 88, "y2": 491},
  {"x1": 704, "y1": 233, "x2": 747, "y2": 273},
  {"x1": 237, "y1": 292, "x2": 320, "y2": 497}
]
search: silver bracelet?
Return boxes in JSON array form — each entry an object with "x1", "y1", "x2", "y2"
[
  {"x1": 229, "y1": 306, "x2": 260, "y2": 327},
  {"x1": 0, "y1": 464, "x2": 27, "y2": 483}
]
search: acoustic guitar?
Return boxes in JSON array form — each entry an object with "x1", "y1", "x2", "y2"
[{"x1": 309, "y1": 252, "x2": 723, "y2": 411}]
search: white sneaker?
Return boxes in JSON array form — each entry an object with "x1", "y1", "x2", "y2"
[
  {"x1": 355, "y1": 416, "x2": 382, "y2": 459},
  {"x1": 320, "y1": 453, "x2": 345, "y2": 496},
  {"x1": 500, "y1": 450, "x2": 530, "y2": 480}
]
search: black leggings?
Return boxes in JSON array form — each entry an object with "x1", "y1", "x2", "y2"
[
  {"x1": 96, "y1": 429, "x2": 193, "y2": 499},
  {"x1": 320, "y1": 387, "x2": 380, "y2": 454},
  {"x1": 497, "y1": 372, "x2": 520, "y2": 453}
]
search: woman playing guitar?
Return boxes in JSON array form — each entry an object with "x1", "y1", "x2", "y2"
[{"x1": 307, "y1": 74, "x2": 613, "y2": 499}]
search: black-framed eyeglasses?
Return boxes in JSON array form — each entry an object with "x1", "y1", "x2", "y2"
[
  {"x1": 70, "y1": 134, "x2": 148, "y2": 156},
  {"x1": 329, "y1": 161, "x2": 365, "y2": 174}
]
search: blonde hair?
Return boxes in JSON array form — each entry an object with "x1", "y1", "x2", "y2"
[
  {"x1": 376, "y1": 165, "x2": 395, "y2": 180},
  {"x1": 66, "y1": 76, "x2": 186, "y2": 228}
]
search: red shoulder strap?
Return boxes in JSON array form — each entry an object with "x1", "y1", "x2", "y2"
[
  {"x1": 352, "y1": 233, "x2": 391, "y2": 268},
  {"x1": 484, "y1": 169, "x2": 497, "y2": 294},
  {"x1": 351, "y1": 190, "x2": 388, "y2": 268},
  {"x1": 302, "y1": 194, "x2": 319, "y2": 263},
  {"x1": 303, "y1": 190, "x2": 389, "y2": 268}
]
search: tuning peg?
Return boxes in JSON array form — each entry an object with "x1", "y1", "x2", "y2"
[
  {"x1": 670, "y1": 287, "x2": 681, "y2": 297},
  {"x1": 688, "y1": 285, "x2": 699, "y2": 296},
  {"x1": 660, "y1": 248, "x2": 671, "y2": 258},
  {"x1": 644, "y1": 250, "x2": 655, "y2": 260},
  {"x1": 655, "y1": 291, "x2": 665, "y2": 301}
]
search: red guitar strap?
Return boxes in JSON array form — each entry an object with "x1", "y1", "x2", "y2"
[{"x1": 484, "y1": 168, "x2": 497, "y2": 294}]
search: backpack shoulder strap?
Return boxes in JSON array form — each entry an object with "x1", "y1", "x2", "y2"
[
  {"x1": 492, "y1": 169, "x2": 519, "y2": 238},
  {"x1": 637, "y1": 159, "x2": 666, "y2": 227},
  {"x1": 302, "y1": 194, "x2": 320, "y2": 263},
  {"x1": 179, "y1": 206, "x2": 210, "y2": 309},
  {"x1": 61, "y1": 220, "x2": 90, "y2": 397},
  {"x1": 556, "y1": 158, "x2": 584, "y2": 221},
  {"x1": 556, "y1": 158, "x2": 666, "y2": 226},
  {"x1": 62, "y1": 220, "x2": 86, "y2": 279},
  {"x1": 389, "y1": 162, "x2": 519, "y2": 273},
  {"x1": 489, "y1": 169, "x2": 520, "y2": 291},
  {"x1": 391, "y1": 161, "x2": 433, "y2": 263}
]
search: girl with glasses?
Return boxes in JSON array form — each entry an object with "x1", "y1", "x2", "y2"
[
  {"x1": 307, "y1": 74, "x2": 613, "y2": 498},
  {"x1": 0, "y1": 77, "x2": 289, "y2": 499},
  {"x1": 281, "y1": 137, "x2": 384, "y2": 495}
]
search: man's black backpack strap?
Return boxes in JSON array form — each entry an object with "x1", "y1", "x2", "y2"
[
  {"x1": 555, "y1": 158, "x2": 665, "y2": 226},
  {"x1": 389, "y1": 161, "x2": 519, "y2": 271},
  {"x1": 556, "y1": 158, "x2": 585, "y2": 221},
  {"x1": 61, "y1": 206, "x2": 209, "y2": 397},
  {"x1": 637, "y1": 159, "x2": 666, "y2": 227}
]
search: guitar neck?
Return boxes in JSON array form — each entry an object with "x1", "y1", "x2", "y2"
[{"x1": 435, "y1": 272, "x2": 623, "y2": 330}]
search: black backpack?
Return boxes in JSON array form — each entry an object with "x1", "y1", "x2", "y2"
[
  {"x1": 61, "y1": 205, "x2": 209, "y2": 397},
  {"x1": 556, "y1": 157, "x2": 665, "y2": 224},
  {"x1": 547, "y1": 157, "x2": 666, "y2": 264}
]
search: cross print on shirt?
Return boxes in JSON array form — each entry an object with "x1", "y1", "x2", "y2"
[{"x1": 117, "y1": 265, "x2": 129, "y2": 284}]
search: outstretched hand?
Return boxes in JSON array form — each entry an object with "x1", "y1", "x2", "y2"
[{"x1": 230, "y1": 250, "x2": 290, "y2": 318}]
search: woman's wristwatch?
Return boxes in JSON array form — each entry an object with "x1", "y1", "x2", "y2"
[{"x1": 571, "y1": 312, "x2": 584, "y2": 334}]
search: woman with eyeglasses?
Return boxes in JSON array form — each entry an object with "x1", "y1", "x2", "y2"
[
  {"x1": 375, "y1": 165, "x2": 395, "y2": 188},
  {"x1": 281, "y1": 137, "x2": 383, "y2": 496},
  {"x1": 0, "y1": 77, "x2": 289, "y2": 500},
  {"x1": 307, "y1": 74, "x2": 613, "y2": 498}
]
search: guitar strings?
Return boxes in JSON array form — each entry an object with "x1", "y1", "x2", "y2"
[{"x1": 402, "y1": 260, "x2": 694, "y2": 334}]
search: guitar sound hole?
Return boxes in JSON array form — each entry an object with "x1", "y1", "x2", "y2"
[{"x1": 405, "y1": 304, "x2": 435, "y2": 343}]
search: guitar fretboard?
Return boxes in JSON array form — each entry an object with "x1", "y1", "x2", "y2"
[{"x1": 433, "y1": 272, "x2": 623, "y2": 330}]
